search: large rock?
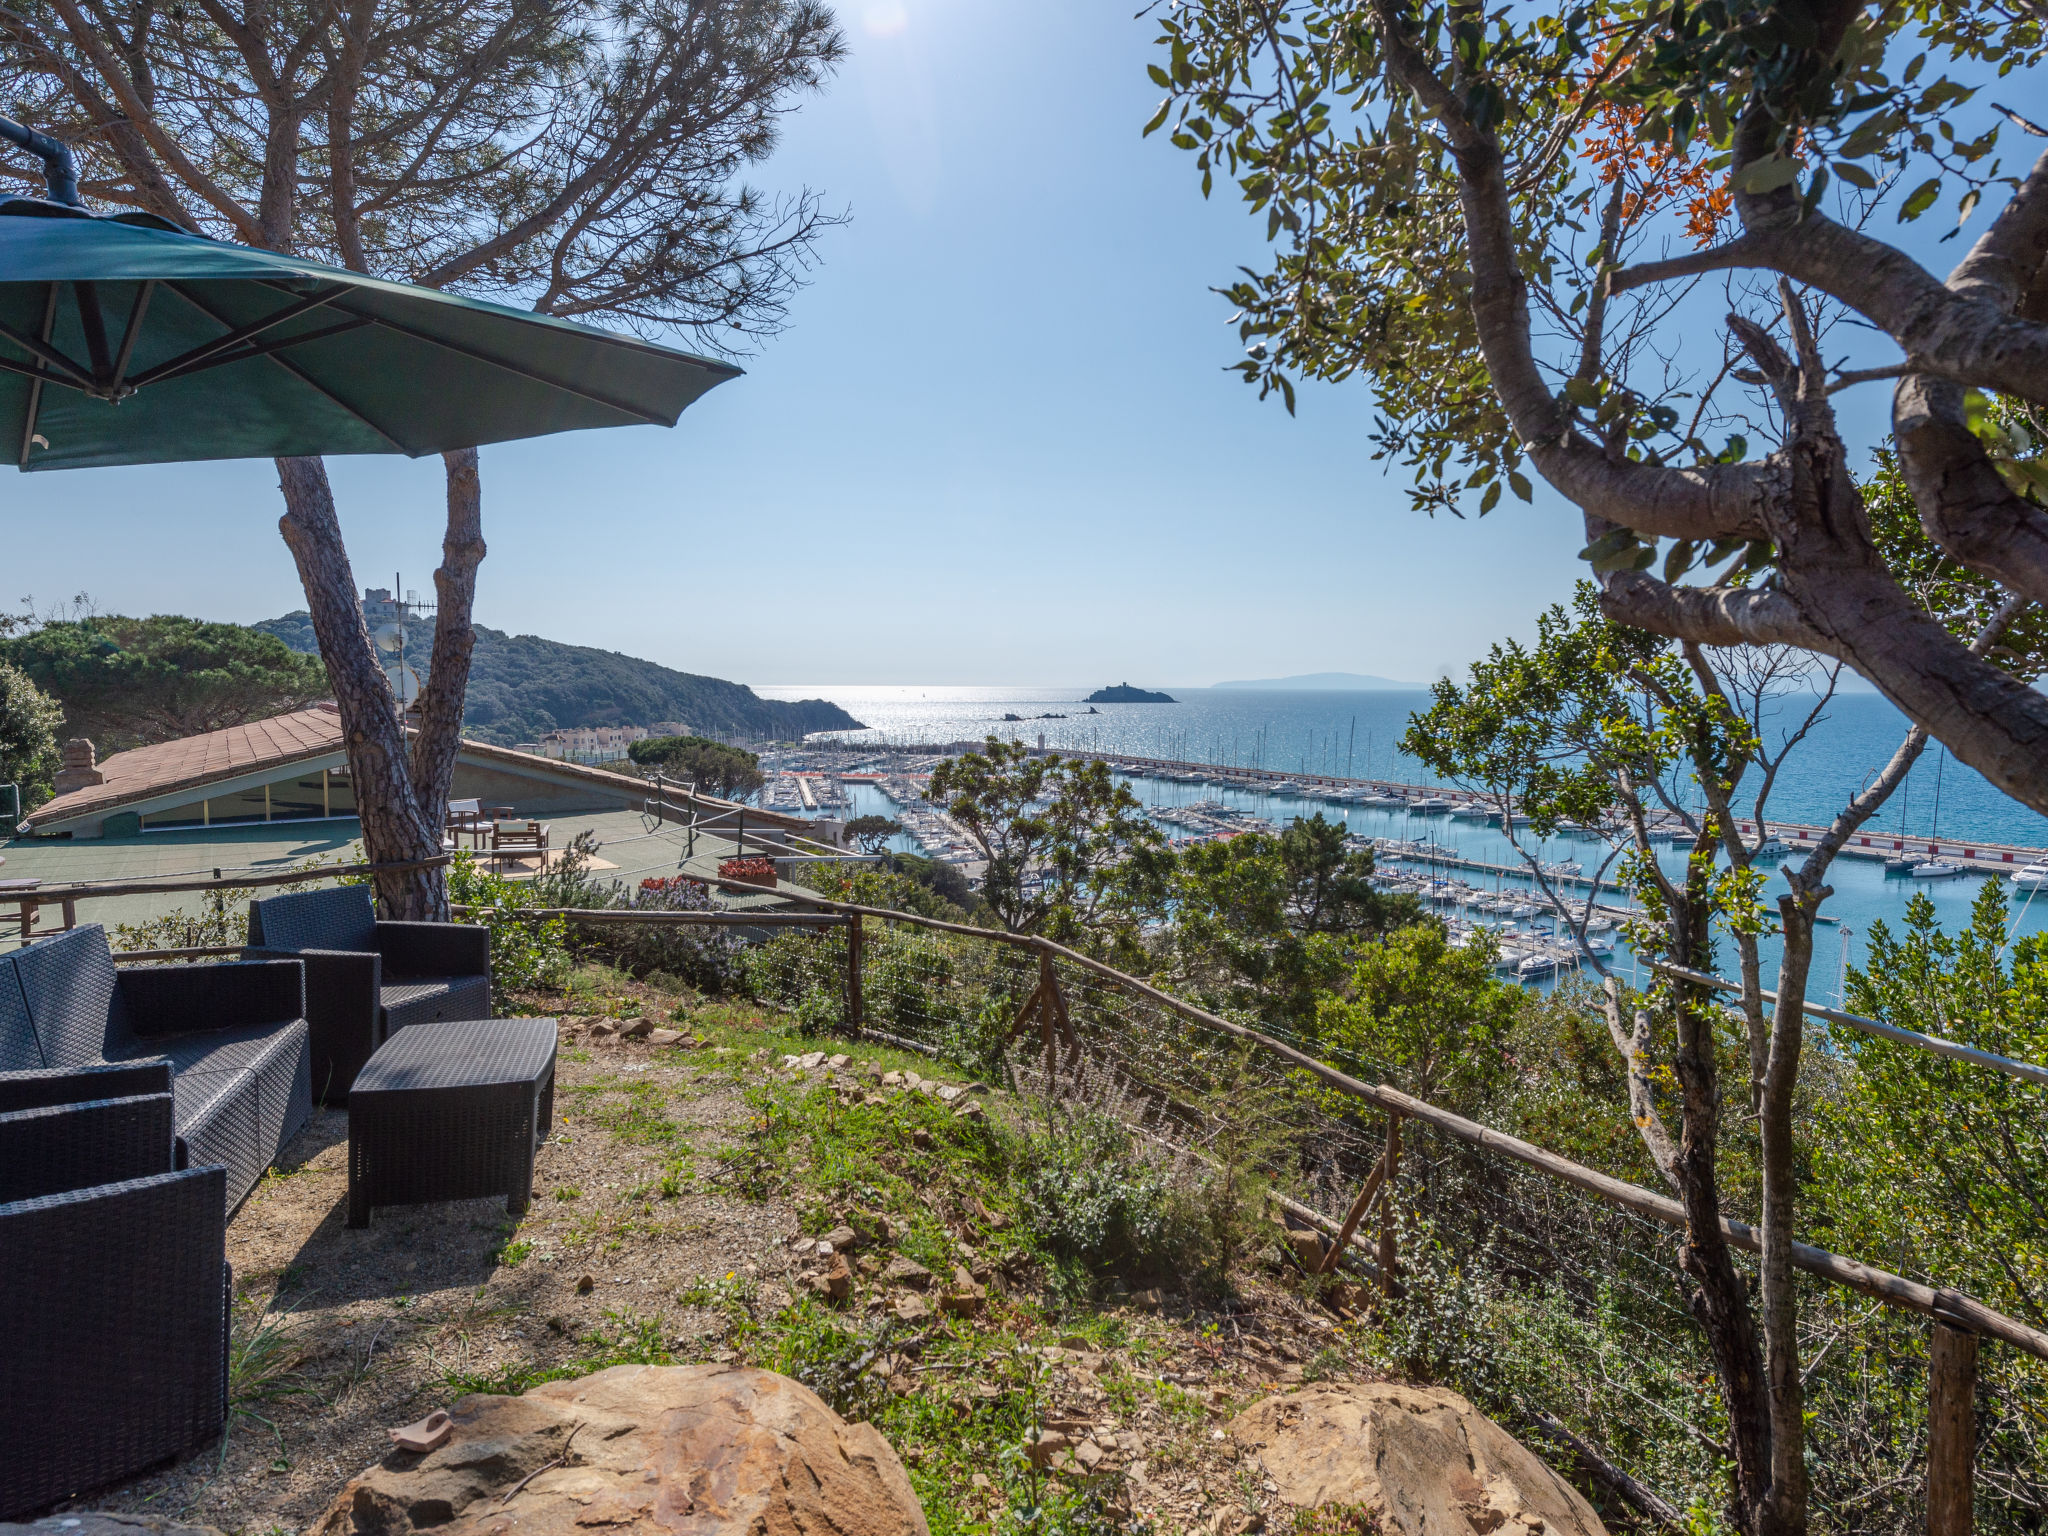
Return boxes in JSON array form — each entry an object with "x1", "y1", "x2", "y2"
[
  {"x1": 312, "y1": 1364, "x2": 928, "y2": 1536},
  {"x1": 1228, "y1": 1383, "x2": 1607, "y2": 1536},
  {"x1": 0, "y1": 1519, "x2": 222, "y2": 1536}
]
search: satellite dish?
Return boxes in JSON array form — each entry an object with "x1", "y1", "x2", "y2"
[
  {"x1": 394, "y1": 663, "x2": 422, "y2": 705},
  {"x1": 373, "y1": 622, "x2": 406, "y2": 654}
]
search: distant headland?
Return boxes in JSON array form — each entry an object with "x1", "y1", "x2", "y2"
[
  {"x1": 1210, "y1": 671, "x2": 1420, "y2": 691},
  {"x1": 1086, "y1": 683, "x2": 1176, "y2": 704}
]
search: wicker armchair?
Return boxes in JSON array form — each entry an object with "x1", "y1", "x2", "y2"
[
  {"x1": 0, "y1": 1061, "x2": 228, "y2": 1517},
  {"x1": 245, "y1": 885, "x2": 491, "y2": 1102},
  {"x1": 0, "y1": 925, "x2": 312, "y2": 1212}
]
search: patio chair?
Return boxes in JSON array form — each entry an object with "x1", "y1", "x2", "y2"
[
  {"x1": 446, "y1": 798, "x2": 487, "y2": 850},
  {"x1": 0, "y1": 1061, "x2": 229, "y2": 1518},
  {"x1": 0, "y1": 926, "x2": 312, "y2": 1213},
  {"x1": 491, "y1": 820, "x2": 549, "y2": 864},
  {"x1": 244, "y1": 885, "x2": 491, "y2": 1102}
]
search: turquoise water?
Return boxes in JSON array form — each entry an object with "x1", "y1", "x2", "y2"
[
  {"x1": 777, "y1": 686, "x2": 2048, "y2": 999},
  {"x1": 763, "y1": 684, "x2": 2048, "y2": 847}
]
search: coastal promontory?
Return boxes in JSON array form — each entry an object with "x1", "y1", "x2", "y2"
[{"x1": 1085, "y1": 683, "x2": 1176, "y2": 704}]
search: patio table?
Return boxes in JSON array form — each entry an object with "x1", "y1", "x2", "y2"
[{"x1": 347, "y1": 1017, "x2": 556, "y2": 1227}]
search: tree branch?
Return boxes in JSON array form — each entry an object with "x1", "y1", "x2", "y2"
[{"x1": 1893, "y1": 374, "x2": 2048, "y2": 612}]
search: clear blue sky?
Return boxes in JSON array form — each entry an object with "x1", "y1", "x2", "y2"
[{"x1": 0, "y1": 0, "x2": 1914, "y2": 690}]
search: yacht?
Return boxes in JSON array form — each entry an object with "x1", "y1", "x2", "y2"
[
  {"x1": 1912, "y1": 859, "x2": 1965, "y2": 880},
  {"x1": 2013, "y1": 863, "x2": 2048, "y2": 890},
  {"x1": 1884, "y1": 852, "x2": 1926, "y2": 874},
  {"x1": 1539, "y1": 860, "x2": 1584, "y2": 878},
  {"x1": 1517, "y1": 954, "x2": 1559, "y2": 978},
  {"x1": 1413, "y1": 796, "x2": 1457, "y2": 812}
]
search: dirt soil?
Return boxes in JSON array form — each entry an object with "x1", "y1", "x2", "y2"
[{"x1": 70, "y1": 981, "x2": 1382, "y2": 1536}]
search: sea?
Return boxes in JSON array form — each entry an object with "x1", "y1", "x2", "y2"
[{"x1": 756, "y1": 684, "x2": 2048, "y2": 995}]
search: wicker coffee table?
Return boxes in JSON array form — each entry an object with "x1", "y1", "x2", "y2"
[{"x1": 347, "y1": 1017, "x2": 557, "y2": 1227}]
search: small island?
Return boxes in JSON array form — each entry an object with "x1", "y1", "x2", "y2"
[{"x1": 1086, "y1": 682, "x2": 1176, "y2": 704}]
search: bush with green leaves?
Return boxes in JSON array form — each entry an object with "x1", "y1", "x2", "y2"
[
  {"x1": 0, "y1": 660, "x2": 62, "y2": 813},
  {"x1": 1015, "y1": 1109, "x2": 1174, "y2": 1288},
  {"x1": 448, "y1": 851, "x2": 572, "y2": 994}
]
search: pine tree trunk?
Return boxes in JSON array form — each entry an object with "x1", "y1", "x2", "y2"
[
  {"x1": 410, "y1": 448, "x2": 486, "y2": 827},
  {"x1": 275, "y1": 454, "x2": 447, "y2": 919}
]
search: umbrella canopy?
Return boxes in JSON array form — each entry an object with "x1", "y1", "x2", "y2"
[{"x1": 0, "y1": 197, "x2": 742, "y2": 471}]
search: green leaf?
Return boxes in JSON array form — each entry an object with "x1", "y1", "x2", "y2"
[
  {"x1": 1900, "y1": 178, "x2": 1942, "y2": 221},
  {"x1": 1834, "y1": 160, "x2": 1878, "y2": 190},
  {"x1": 1563, "y1": 376, "x2": 1601, "y2": 409},
  {"x1": 1508, "y1": 470, "x2": 1533, "y2": 502},
  {"x1": 1958, "y1": 188, "x2": 1981, "y2": 226},
  {"x1": 1578, "y1": 528, "x2": 1636, "y2": 563},
  {"x1": 1147, "y1": 64, "x2": 1171, "y2": 88},
  {"x1": 1731, "y1": 154, "x2": 1801, "y2": 194},
  {"x1": 1142, "y1": 98, "x2": 1171, "y2": 137},
  {"x1": 1480, "y1": 480, "x2": 1503, "y2": 514},
  {"x1": 1663, "y1": 538, "x2": 1699, "y2": 582}
]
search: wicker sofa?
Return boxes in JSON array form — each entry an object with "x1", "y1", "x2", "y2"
[
  {"x1": 245, "y1": 885, "x2": 491, "y2": 1103},
  {"x1": 0, "y1": 1059, "x2": 229, "y2": 1517},
  {"x1": 0, "y1": 924, "x2": 312, "y2": 1212}
]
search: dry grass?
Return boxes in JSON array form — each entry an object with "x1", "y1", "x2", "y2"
[{"x1": 72, "y1": 968, "x2": 1379, "y2": 1536}]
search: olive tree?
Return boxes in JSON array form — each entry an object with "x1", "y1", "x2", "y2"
[
  {"x1": 1149, "y1": 4, "x2": 2046, "y2": 1526},
  {"x1": 1144, "y1": 0, "x2": 2047, "y2": 813}
]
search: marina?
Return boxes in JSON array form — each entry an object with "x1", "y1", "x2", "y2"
[{"x1": 770, "y1": 739, "x2": 2048, "y2": 998}]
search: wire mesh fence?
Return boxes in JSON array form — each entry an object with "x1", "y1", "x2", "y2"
[{"x1": 721, "y1": 906, "x2": 2048, "y2": 1533}]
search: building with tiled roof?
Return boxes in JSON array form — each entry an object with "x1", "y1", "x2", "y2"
[{"x1": 16, "y1": 706, "x2": 820, "y2": 841}]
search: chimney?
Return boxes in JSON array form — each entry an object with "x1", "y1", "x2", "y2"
[{"x1": 54, "y1": 738, "x2": 103, "y2": 795}]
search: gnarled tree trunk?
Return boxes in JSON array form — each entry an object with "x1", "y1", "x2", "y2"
[
  {"x1": 410, "y1": 447, "x2": 487, "y2": 826},
  {"x1": 275, "y1": 454, "x2": 449, "y2": 919}
]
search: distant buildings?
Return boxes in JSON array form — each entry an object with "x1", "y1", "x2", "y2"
[{"x1": 534, "y1": 725, "x2": 653, "y2": 762}]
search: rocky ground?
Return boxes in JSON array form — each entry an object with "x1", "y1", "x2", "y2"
[{"x1": 78, "y1": 965, "x2": 1391, "y2": 1536}]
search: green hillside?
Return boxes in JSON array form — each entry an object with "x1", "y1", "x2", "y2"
[{"x1": 255, "y1": 613, "x2": 861, "y2": 745}]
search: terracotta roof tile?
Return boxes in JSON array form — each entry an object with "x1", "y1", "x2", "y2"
[{"x1": 24, "y1": 704, "x2": 345, "y2": 829}]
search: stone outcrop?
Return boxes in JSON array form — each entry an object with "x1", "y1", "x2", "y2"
[
  {"x1": 312, "y1": 1364, "x2": 928, "y2": 1536},
  {"x1": 1228, "y1": 1383, "x2": 1608, "y2": 1536},
  {"x1": 1, "y1": 1518, "x2": 220, "y2": 1536}
]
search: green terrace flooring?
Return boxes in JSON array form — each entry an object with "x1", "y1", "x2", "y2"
[{"x1": 0, "y1": 807, "x2": 806, "y2": 948}]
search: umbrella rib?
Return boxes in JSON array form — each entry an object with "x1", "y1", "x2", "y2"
[
  {"x1": 17, "y1": 281, "x2": 56, "y2": 469},
  {"x1": 108, "y1": 280, "x2": 156, "y2": 392},
  {"x1": 0, "y1": 314, "x2": 95, "y2": 390},
  {"x1": 167, "y1": 283, "x2": 417, "y2": 455},
  {"x1": 315, "y1": 295, "x2": 676, "y2": 427},
  {"x1": 127, "y1": 284, "x2": 346, "y2": 389},
  {"x1": 141, "y1": 316, "x2": 373, "y2": 386}
]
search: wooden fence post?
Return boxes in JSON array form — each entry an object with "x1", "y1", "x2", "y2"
[
  {"x1": 1929, "y1": 1321, "x2": 1978, "y2": 1536},
  {"x1": 846, "y1": 915, "x2": 864, "y2": 1035},
  {"x1": 1379, "y1": 1112, "x2": 1403, "y2": 1299},
  {"x1": 1317, "y1": 1149, "x2": 1389, "y2": 1274}
]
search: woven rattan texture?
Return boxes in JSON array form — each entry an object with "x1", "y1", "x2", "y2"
[
  {"x1": 0, "y1": 959, "x2": 43, "y2": 1072},
  {"x1": 0, "y1": 1092, "x2": 176, "y2": 1204},
  {"x1": 13, "y1": 926, "x2": 134, "y2": 1069},
  {"x1": 6, "y1": 928, "x2": 313, "y2": 1212},
  {"x1": 250, "y1": 886, "x2": 376, "y2": 952},
  {"x1": 348, "y1": 1018, "x2": 556, "y2": 1226},
  {"x1": 382, "y1": 974, "x2": 491, "y2": 1033},
  {"x1": 0, "y1": 1165, "x2": 228, "y2": 1519},
  {"x1": 0, "y1": 1059, "x2": 172, "y2": 1115},
  {"x1": 173, "y1": 1068, "x2": 267, "y2": 1200}
]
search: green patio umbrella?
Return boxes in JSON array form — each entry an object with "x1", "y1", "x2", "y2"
[{"x1": 0, "y1": 185, "x2": 741, "y2": 471}]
